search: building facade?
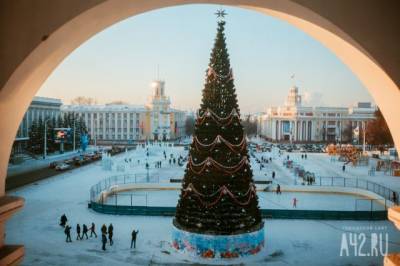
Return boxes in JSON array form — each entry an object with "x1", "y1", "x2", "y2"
[
  {"x1": 257, "y1": 86, "x2": 376, "y2": 143},
  {"x1": 61, "y1": 80, "x2": 186, "y2": 144},
  {"x1": 13, "y1": 96, "x2": 62, "y2": 154}
]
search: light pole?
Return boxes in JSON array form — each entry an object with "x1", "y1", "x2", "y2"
[
  {"x1": 362, "y1": 121, "x2": 366, "y2": 154},
  {"x1": 43, "y1": 118, "x2": 51, "y2": 159},
  {"x1": 73, "y1": 118, "x2": 76, "y2": 152}
]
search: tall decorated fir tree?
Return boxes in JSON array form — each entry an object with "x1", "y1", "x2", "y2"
[{"x1": 174, "y1": 13, "x2": 262, "y2": 236}]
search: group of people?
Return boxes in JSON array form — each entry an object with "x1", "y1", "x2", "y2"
[
  {"x1": 59, "y1": 214, "x2": 139, "y2": 251},
  {"x1": 60, "y1": 214, "x2": 97, "y2": 243},
  {"x1": 301, "y1": 153, "x2": 308, "y2": 159}
]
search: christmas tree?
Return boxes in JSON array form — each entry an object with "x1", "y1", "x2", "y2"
[{"x1": 174, "y1": 13, "x2": 262, "y2": 236}]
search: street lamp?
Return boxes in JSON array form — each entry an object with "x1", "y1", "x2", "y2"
[
  {"x1": 43, "y1": 118, "x2": 51, "y2": 159},
  {"x1": 72, "y1": 118, "x2": 76, "y2": 152}
]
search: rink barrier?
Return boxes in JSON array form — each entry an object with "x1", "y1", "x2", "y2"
[{"x1": 89, "y1": 202, "x2": 387, "y2": 220}]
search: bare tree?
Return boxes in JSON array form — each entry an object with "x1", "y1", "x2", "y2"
[
  {"x1": 366, "y1": 108, "x2": 394, "y2": 146},
  {"x1": 106, "y1": 100, "x2": 128, "y2": 105},
  {"x1": 70, "y1": 96, "x2": 97, "y2": 105}
]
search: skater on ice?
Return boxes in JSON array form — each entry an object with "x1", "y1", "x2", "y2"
[{"x1": 292, "y1": 197, "x2": 298, "y2": 208}]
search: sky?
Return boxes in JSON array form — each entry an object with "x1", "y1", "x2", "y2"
[{"x1": 37, "y1": 4, "x2": 373, "y2": 114}]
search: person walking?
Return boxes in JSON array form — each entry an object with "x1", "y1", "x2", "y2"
[
  {"x1": 131, "y1": 229, "x2": 139, "y2": 249},
  {"x1": 64, "y1": 224, "x2": 72, "y2": 243},
  {"x1": 82, "y1": 224, "x2": 89, "y2": 240},
  {"x1": 392, "y1": 192, "x2": 398, "y2": 204},
  {"x1": 276, "y1": 184, "x2": 281, "y2": 195},
  {"x1": 108, "y1": 224, "x2": 114, "y2": 246},
  {"x1": 272, "y1": 171, "x2": 276, "y2": 179},
  {"x1": 60, "y1": 214, "x2": 68, "y2": 227},
  {"x1": 90, "y1": 222, "x2": 97, "y2": 238},
  {"x1": 101, "y1": 224, "x2": 107, "y2": 235},
  {"x1": 342, "y1": 164, "x2": 346, "y2": 172},
  {"x1": 292, "y1": 197, "x2": 298, "y2": 208},
  {"x1": 101, "y1": 233, "x2": 107, "y2": 251},
  {"x1": 76, "y1": 224, "x2": 81, "y2": 240}
]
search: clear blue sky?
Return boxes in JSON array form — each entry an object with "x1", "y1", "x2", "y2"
[{"x1": 37, "y1": 4, "x2": 373, "y2": 113}]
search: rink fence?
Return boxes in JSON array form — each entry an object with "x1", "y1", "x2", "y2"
[
  {"x1": 312, "y1": 176, "x2": 399, "y2": 205},
  {"x1": 89, "y1": 174, "x2": 392, "y2": 220},
  {"x1": 89, "y1": 202, "x2": 387, "y2": 220}
]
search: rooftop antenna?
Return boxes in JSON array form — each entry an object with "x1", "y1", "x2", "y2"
[{"x1": 291, "y1": 74, "x2": 295, "y2": 86}]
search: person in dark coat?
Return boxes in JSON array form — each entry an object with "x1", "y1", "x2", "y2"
[
  {"x1": 342, "y1": 164, "x2": 346, "y2": 172},
  {"x1": 64, "y1": 224, "x2": 72, "y2": 242},
  {"x1": 76, "y1": 224, "x2": 81, "y2": 240},
  {"x1": 272, "y1": 171, "x2": 276, "y2": 179},
  {"x1": 276, "y1": 184, "x2": 281, "y2": 194},
  {"x1": 101, "y1": 233, "x2": 107, "y2": 251},
  {"x1": 90, "y1": 222, "x2": 97, "y2": 238},
  {"x1": 60, "y1": 214, "x2": 68, "y2": 227},
  {"x1": 101, "y1": 224, "x2": 107, "y2": 235},
  {"x1": 131, "y1": 229, "x2": 139, "y2": 249},
  {"x1": 82, "y1": 224, "x2": 89, "y2": 240},
  {"x1": 108, "y1": 224, "x2": 114, "y2": 246}
]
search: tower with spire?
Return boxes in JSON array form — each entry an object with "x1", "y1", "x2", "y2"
[{"x1": 148, "y1": 80, "x2": 171, "y2": 140}]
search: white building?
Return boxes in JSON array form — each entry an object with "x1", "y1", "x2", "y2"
[
  {"x1": 61, "y1": 80, "x2": 186, "y2": 144},
  {"x1": 12, "y1": 96, "x2": 62, "y2": 154},
  {"x1": 257, "y1": 86, "x2": 376, "y2": 143}
]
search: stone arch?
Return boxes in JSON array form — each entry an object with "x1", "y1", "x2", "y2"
[{"x1": 0, "y1": 0, "x2": 399, "y2": 263}]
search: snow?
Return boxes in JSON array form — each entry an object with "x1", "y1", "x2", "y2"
[{"x1": 6, "y1": 142, "x2": 400, "y2": 265}]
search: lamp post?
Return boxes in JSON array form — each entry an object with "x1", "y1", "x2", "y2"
[
  {"x1": 362, "y1": 121, "x2": 366, "y2": 154},
  {"x1": 73, "y1": 118, "x2": 76, "y2": 152},
  {"x1": 43, "y1": 118, "x2": 51, "y2": 159}
]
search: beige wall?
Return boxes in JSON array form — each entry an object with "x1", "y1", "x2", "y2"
[{"x1": 0, "y1": 0, "x2": 399, "y2": 262}]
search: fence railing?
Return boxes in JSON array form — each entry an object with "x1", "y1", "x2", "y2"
[
  {"x1": 301, "y1": 176, "x2": 399, "y2": 205},
  {"x1": 90, "y1": 173, "x2": 159, "y2": 202}
]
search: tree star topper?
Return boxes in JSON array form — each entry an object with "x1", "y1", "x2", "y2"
[{"x1": 215, "y1": 9, "x2": 227, "y2": 19}]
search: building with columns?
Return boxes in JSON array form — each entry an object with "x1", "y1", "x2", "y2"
[
  {"x1": 12, "y1": 96, "x2": 62, "y2": 154},
  {"x1": 257, "y1": 86, "x2": 376, "y2": 143},
  {"x1": 61, "y1": 80, "x2": 186, "y2": 144}
]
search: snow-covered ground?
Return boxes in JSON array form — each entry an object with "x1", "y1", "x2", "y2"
[{"x1": 6, "y1": 142, "x2": 400, "y2": 265}]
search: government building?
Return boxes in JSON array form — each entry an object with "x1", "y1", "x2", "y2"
[
  {"x1": 257, "y1": 86, "x2": 376, "y2": 143},
  {"x1": 61, "y1": 80, "x2": 186, "y2": 144},
  {"x1": 12, "y1": 96, "x2": 62, "y2": 155}
]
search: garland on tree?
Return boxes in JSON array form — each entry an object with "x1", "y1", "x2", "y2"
[
  {"x1": 193, "y1": 135, "x2": 246, "y2": 153},
  {"x1": 182, "y1": 183, "x2": 257, "y2": 208}
]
